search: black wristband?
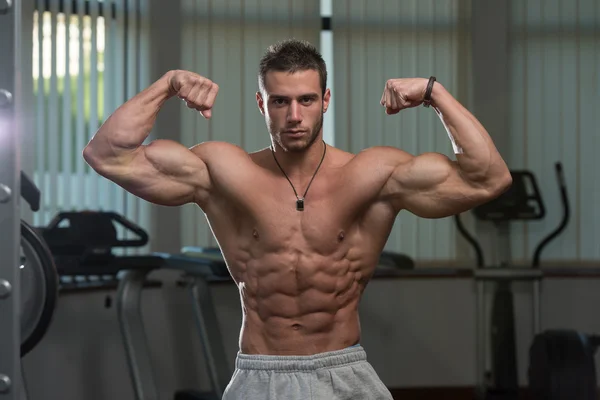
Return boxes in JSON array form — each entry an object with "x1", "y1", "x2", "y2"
[{"x1": 423, "y1": 76, "x2": 436, "y2": 108}]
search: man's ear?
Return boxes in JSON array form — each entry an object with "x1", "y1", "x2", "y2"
[
  {"x1": 322, "y1": 89, "x2": 331, "y2": 113},
  {"x1": 256, "y1": 91, "x2": 265, "y2": 116}
]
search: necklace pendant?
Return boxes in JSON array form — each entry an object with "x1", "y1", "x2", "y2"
[{"x1": 296, "y1": 198, "x2": 304, "y2": 211}]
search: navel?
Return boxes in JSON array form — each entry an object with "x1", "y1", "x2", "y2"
[
  {"x1": 252, "y1": 229, "x2": 260, "y2": 240},
  {"x1": 337, "y1": 231, "x2": 345, "y2": 242}
]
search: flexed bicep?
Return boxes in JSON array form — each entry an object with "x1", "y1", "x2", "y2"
[
  {"x1": 83, "y1": 69, "x2": 222, "y2": 207},
  {"x1": 386, "y1": 152, "x2": 500, "y2": 218},
  {"x1": 98, "y1": 139, "x2": 212, "y2": 207},
  {"x1": 370, "y1": 146, "x2": 501, "y2": 218}
]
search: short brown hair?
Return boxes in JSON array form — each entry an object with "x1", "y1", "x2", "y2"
[{"x1": 258, "y1": 39, "x2": 327, "y2": 97}]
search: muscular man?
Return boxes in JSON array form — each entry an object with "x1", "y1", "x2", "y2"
[{"x1": 83, "y1": 39, "x2": 511, "y2": 399}]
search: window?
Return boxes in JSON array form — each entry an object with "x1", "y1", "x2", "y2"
[
  {"x1": 31, "y1": 0, "x2": 150, "y2": 253},
  {"x1": 33, "y1": 9, "x2": 106, "y2": 173}
]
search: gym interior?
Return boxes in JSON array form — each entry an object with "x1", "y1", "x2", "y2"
[{"x1": 1, "y1": 0, "x2": 600, "y2": 399}]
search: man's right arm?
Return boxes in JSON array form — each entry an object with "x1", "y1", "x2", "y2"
[{"x1": 83, "y1": 70, "x2": 219, "y2": 207}]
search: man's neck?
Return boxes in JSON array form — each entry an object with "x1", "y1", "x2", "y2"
[{"x1": 271, "y1": 139, "x2": 327, "y2": 178}]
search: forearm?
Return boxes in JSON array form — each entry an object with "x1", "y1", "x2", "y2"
[
  {"x1": 430, "y1": 82, "x2": 508, "y2": 184},
  {"x1": 83, "y1": 71, "x2": 175, "y2": 166}
]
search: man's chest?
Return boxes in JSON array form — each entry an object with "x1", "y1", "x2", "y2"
[
  {"x1": 236, "y1": 181, "x2": 392, "y2": 252},
  {"x1": 206, "y1": 163, "x2": 396, "y2": 250}
]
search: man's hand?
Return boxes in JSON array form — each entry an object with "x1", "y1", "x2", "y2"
[
  {"x1": 168, "y1": 70, "x2": 220, "y2": 119},
  {"x1": 380, "y1": 78, "x2": 428, "y2": 115}
]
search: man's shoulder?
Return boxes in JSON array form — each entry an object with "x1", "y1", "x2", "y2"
[
  {"x1": 190, "y1": 141, "x2": 251, "y2": 160},
  {"x1": 344, "y1": 146, "x2": 412, "y2": 169},
  {"x1": 323, "y1": 145, "x2": 355, "y2": 168}
]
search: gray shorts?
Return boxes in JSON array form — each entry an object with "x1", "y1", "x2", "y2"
[{"x1": 222, "y1": 345, "x2": 393, "y2": 400}]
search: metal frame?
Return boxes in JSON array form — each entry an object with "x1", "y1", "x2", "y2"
[
  {"x1": 116, "y1": 262, "x2": 232, "y2": 400},
  {"x1": 0, "y1": 0, "x2": 22, "y2": 399},
  {"x1": 116, "y1": 269, "x2": 160, "y2": 400},
  {"x1": 190, "y1": 276, "x2": 230, "y2": 398}
]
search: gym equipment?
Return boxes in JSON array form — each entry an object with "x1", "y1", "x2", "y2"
[
  {"x1": 20, "y1": 220, "x2": 58, "y2": 356},
  {"x1": 38, "y1": 210, "x2": 232, "y2": 400},
  {"x1": 455, "y1": 162, "x2": 569, "y2": 399},
  {"x1": 378, "y1": 250, "x2": 415, "y2": 270},
  {"x1": 0, "y1": 1, "x2": 21, "y2": 397},
  {"x1": 19, "y1": 171, "x2": 59, "y2": 357},
  {"x1": 41, "y1": 211, "x2": 149, "y2": 274},
  {"x1": 19, "y1": 171, "x2": 40, "y2": 212},
  {"x1": 3, "y1": 172, "x2": 57, "y2": 386},
  {"x1": 525, "y1": 163, "x2": 600, "y2": 400},
  {"x1": 528, "y1": 330, "x2": 600, "y2": 400},
  {"x1": 118, "y1": 249, "x2": 231, "y2": 400}
]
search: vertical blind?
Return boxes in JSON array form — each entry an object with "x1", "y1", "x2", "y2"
[
  {"x1": 32, "y1": 0, "x2": 150, "y2": 251},
  {"x1": 178, "y1": 0, "x2": 321, "y2": 248},
  {"x1": 508, "y1": 0, "x2": 600, "y2": 262},
  {"x1": 333, "y1": 0, "x2": 472, "y2": 261}
]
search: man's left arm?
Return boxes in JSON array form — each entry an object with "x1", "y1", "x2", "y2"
[{"x1": 378, "y1": 77, "x2": 512, "y2": 218}]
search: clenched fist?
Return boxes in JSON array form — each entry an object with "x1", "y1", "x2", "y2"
[
  {"x1": 380, "y1": 78, "x2": 429, "y2": 115},
  {"x1": 168, "y1": 70, "x2": 219, "y2": 119}
]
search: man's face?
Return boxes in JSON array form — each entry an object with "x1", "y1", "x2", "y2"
[{"x1": 257, "y1": 69, "x2": 330, "y2": 153}]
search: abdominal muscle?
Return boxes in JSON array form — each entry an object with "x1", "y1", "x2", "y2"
[
  {"x1": 200, "y1": 147, "x2": 395, "y2": 356},
  {"x1": 231, "y1": 247, "x2": 366, "y2": 356}
]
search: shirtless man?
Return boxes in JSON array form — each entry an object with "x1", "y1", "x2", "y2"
[{"x1": 83, "y1": 39, "x2": 511, "y2": 399}]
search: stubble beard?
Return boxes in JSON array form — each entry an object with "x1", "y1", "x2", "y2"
[{"x1": 271, "y1": 111, "x2": 324, "y2": 153}]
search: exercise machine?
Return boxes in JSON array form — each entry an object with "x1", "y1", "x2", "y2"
[
  {"x1": 0, "y1": 0, "x2": 21, "y2": 395},
  {"x1": 38, "y1": 210, "x2": 232, "y2": 400},
  {"x1": 118, "y1": 248, "x2": 232, "y2": 400},
  {"x1": 0, "y1": 169, "x2": 60, "y2": 400},
  {"x1": 0, "y1": 1, "x2": 52, "y2": 398},
  {"x1": 528, "y1": 329, "x2": 600, "y2": 400},
  {"x1": 19, "y1": 173, "x2": 59, "y2": 357},
  {"x1": 455, "y1": 162, "x2": 568, "y2": 399},
  {"x1": 525, "y1": 165, "x2": 599, "y2": 400}
]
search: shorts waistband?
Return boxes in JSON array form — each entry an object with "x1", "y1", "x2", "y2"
[{"x1": 235, "y1": 345, "x2": 366, "y2": 372}]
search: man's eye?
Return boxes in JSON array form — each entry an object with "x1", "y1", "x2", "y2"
[
  {"x1": 273, "y1": 99, "x2": 286, "y2": 105},
  {"x1": 301, "y1": 97, "x2": 313, "y2": 104}
]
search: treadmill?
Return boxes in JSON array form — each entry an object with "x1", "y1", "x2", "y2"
[
  {"x1": 40, "y1": 211, "x2": 233, "y2": 400},
  {"x1": 117, "y1": 249, "x2": 232, "y2": 400}
]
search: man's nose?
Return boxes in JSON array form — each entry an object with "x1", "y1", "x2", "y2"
[{"x1": 287, "y1": 101, "x2": 302, "y2": 123}]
